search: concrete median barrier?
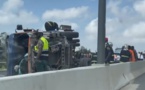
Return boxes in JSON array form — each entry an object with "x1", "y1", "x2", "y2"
[
  {"x1": 108, "y1": 63, "x2": 130, "y2": 90},
  {"x1": 128, "y1": 61, "x2": 145, "y2": 80},
  {"x1": 0, "y1": 66, "x2": 109, "y2": 90},
  {"x1": 108, "y1": 61, "x2": 145, "y2": 90},
  {"x1": 0, "y1": 61, "x2": 145, "y2": 90}
]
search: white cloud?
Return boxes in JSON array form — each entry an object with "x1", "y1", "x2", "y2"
[
  {"x1": 85, "y1": 18, "x2": 121, "y2": 41},
  {"x1": 58, "y1": 21, "x2": 79, "y2": 30},
  {"x1": 106, "y1": 18, "x2": 121, "y2": 33},
  {"x1": 107, "y1": 1, "x2": 121, "y2": 16},
  {"x1": 42, "y1": 6, "x2": 88, "y2": 34},
  {"x1": 85, "y1": 19, "x2": 97, "y2": 40},
  {"x1": 2, "y1": 0, "x2": 23, "y2": 12},
  {"x1": 42, "y1": 6, "x2": 89, "y2": 20},
  {"x1": 107, "y1": 0, "x2": 135, "y2": 23},
  {"x1": 0, "y1": 0, "x2": 39, "y2": 25},
  {"x1": 134, "y1": 0, "x2": 145, "y2": 17},
  {"x1": 124, "y1": 22, "x2": 145, "y2": 39}
]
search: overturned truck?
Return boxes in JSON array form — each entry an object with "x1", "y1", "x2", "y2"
[{"x1": 7, "y1": 22, "x2": 80, "y2": 76}]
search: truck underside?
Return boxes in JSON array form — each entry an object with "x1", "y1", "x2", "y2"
[{"x1": 6, "y1": 27, "x2": 80, "y2": 75}]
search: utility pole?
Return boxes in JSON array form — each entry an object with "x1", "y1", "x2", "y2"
[{"x1": 97, "y1": 0, "x2": 106, "y2": 64}]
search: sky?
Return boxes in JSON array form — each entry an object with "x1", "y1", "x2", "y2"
[{"x1": 0, "y1": 0, "x2": 145, "y2": 52}]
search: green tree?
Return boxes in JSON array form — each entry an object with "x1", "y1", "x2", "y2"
[{"x1": 77, "y1": 46, "x2": 91, "y2": 53}]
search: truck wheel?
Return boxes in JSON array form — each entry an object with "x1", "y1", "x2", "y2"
[
  {"x1": 60, "y1": 32, "x2": 79, "y2": 38},
  {"x1": 69, "y1": 39, "x2": 80, "y2": 43},
  {"x1": 71, "y1": 43, "x2": 80, "y2": 47},
  {"x1": 45, "y1": 21, "x2": 59, "y2": 31}
]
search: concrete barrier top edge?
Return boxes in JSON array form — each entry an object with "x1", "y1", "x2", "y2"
[
  {"x1": 0, "y1": 65, "x2": 104, "y2": 81},
  {"x1": 1, "y1": 61, "x2": 145, "y2": 81}
]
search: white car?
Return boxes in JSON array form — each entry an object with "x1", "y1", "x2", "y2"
[{"x1": 114, "y1": 48, "x2": 122, "y2": 62}]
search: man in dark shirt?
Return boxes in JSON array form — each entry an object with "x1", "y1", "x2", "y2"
[
  {"x1": 105, "y1": 42, "x2": 114, "y2": 65},
  {"x1": 120, "y1": 45, "x2": 131, "y2": 62}
]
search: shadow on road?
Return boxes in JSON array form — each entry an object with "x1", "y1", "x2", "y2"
[
  {"x1": 134, "y1": 73, "x2": 145, "y2": 90},
  {"x1": 120, "y1": 73, "x2": 145, "y2": 90}
]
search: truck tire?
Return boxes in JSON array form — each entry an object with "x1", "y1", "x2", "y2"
[
  {"x1": 69, "y1": 39, "x2": 80, "y2": 43},
  {"x1": 45, "y1": 21, "x2": 59, "y2": 31},
  {"x1": 0, "y1": 47, "x2": 4, "y2": 54},
  {"x1": 74, "y1": 43, "x2": 80, "y2": 47},
  {"x1": 60, "y1": 32, "x2": 79, "y2": 38},
  {"x1": 49, "y1": 32, "x2": 57, "y2": 38},
  {"x1": 71, "y1": 43, "x2": 80, "y2": 47}
]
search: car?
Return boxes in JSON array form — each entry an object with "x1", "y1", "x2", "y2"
[{"x1": 114, "y1": 48, "x2": 122, "y2": 62}]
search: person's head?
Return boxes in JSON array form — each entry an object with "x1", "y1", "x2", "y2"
[
  {"x1": 123, "y1": 44, "x2": 128, "y2": 50},
  {"x1": 33, "y1": 30, "x2": 43, "y2": 39},
  {"x1": 105, "y1": 37, "x2": 108, "y2": 43},
  {"x1": 128, "y1": 45, "x2": 131, "y2": 50},
  {"x1": 140, "y1": 52, "x2": 143, "y2": 55},
  {"x1": 32, "y1": 30, "x2": 43, "y2": 45},
  {"x1": 131, "y1": 46, "x2": 134, "y2": 50}
]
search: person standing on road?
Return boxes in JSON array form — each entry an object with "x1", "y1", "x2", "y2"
[
  {"x1": 33, "y1": 31, "x2": 49, "y2": 72},
  {"x1": 105, "y1": 38, "x2": 114, "y2": 65},
  {"x1": 120, "y1": 44, "x2": 131, "y2": 62},
  {"x1": 143, "y1": 51, "x2": 145, "y2": 60},
  {"x1": 128, "y1": 45, "x2": 136, "y2": 62},
  {"x1": 131, "y1": 46, "x2": 138, "y2": 61}
]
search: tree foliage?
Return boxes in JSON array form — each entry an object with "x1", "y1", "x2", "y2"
[{"x1": 76, "y1": 46, "x2": 91, "y2": 53}]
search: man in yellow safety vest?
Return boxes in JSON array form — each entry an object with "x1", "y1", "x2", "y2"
[{"x1": 33, "y1": 32, "x2": 49, "y2": 72}]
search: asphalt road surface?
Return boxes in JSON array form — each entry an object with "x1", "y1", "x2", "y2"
[{"x1": 120, "y1": 73, "x2": 145, "y2": 90}]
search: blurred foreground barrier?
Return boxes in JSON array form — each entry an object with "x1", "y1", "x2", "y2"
[{"x1": 0, "y1": 61, "x2": 145, "y2": 90}]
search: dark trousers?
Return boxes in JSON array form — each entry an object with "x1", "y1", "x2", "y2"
[
  {"x1": 34, "y1": 56, "x2": 48, "y2": 72},
  {"x1": 120, "y1": 57, "x2": 129, "y2": 62},
  {"x1": 34, "y1": 60, "x2": 48, "y2": 72}
]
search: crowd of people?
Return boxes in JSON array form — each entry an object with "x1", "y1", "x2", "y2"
[
  {"x1": 73, "y1": 38, "x2": 145, "y2": 67},
  {"x1": 105, "y1": 38, "x2": 144, "y2": 65},
  {"x1": 119, "y1": 45, "x2": 138, "y2": 62}
]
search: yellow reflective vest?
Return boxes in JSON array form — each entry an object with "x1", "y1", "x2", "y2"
[{"x1": 34, "y1": 36, "x2": 49, "y2": 52}]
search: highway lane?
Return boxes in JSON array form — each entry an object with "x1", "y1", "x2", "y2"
[{"x1": 120, "y1": 73, "x2": 145, "y2": 90}]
